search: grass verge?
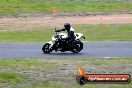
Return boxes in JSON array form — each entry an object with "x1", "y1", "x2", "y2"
[
  {"x1": 0, "y1": 58, "x2": 132, "y2": 88},
  {"x1": 0, "y1": 0, "x2": 132, "y2": 14},
  {"x1": 0, "y1": 72, "x2": 22, "y2": 83},
  {"x1": 0, "y1": 24, "x2": 132, "y2": 42}
]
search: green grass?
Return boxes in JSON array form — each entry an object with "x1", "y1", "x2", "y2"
[
  {"x1": 0, "y1": 0, "x2": 132, "y2": 14},
  {"x1": 75, "y1": 24, "x2": 132, "y2": 41},
  {"x1": 0, "y1": 58, "x2": 58, "y2": 70},
  {"x1": 0, "y1": 72, "x2": 22, "y2": 83},
  {"x1": 0, "y1": 58, "x2": 132, "y2": 88},
  {"x1": 0, "y1": 24, "x2": 132, "y2": 42},
  {"x1": 0, "y1": 28, "x2": 53, "y2": 42}
]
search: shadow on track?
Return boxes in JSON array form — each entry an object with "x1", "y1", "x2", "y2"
[{"x1": 42, "y1": 52, "x2": 86, "y2": 58}]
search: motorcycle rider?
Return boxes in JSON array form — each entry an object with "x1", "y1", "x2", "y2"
[
  {"x1": 53, "y1": 23, "x2": 75, "y2": 51},
  {"x1": 55, "y1": 22, "x2": 75, "y2": 41}
]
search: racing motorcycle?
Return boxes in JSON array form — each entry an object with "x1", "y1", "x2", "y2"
[{"x1": 42, "y1": 29, "x2": 85, "y2": 53}]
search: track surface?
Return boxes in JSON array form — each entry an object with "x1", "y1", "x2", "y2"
[{"x1": 0, "y1": 41, "x2": 132, "y2": 58}]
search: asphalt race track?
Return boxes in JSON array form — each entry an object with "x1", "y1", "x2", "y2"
[{"x1": 0, "y1": 41, "x2": 132, "y2": 58}]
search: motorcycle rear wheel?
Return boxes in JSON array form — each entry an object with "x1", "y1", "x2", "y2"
[{"x1": 71, "y1": 41, "x2": 83, "y2": 53}]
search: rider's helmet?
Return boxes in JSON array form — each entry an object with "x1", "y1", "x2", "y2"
[{"x1": 64, "y1": 23, "x2": 71, "y2": 31}]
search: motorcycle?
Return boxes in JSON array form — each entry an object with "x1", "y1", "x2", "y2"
[{"x1": 42, "y1": 28, "x2": 85, "y2": 53}]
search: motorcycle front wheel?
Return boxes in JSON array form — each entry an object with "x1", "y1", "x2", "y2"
[
  {"x1": 71, "y1": 41, "x2": 83, "y2": 53},
  {"x1": 42, "y1": 43, "x2": 52, "y2": 53}
]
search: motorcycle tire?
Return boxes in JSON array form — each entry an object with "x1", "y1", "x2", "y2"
[
  {"x1": 42, "y1": 43, "x2": 51, "y2": 53},
  {"x1": 72, "y1": 40, "x2": 83, "y2": 53}
]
